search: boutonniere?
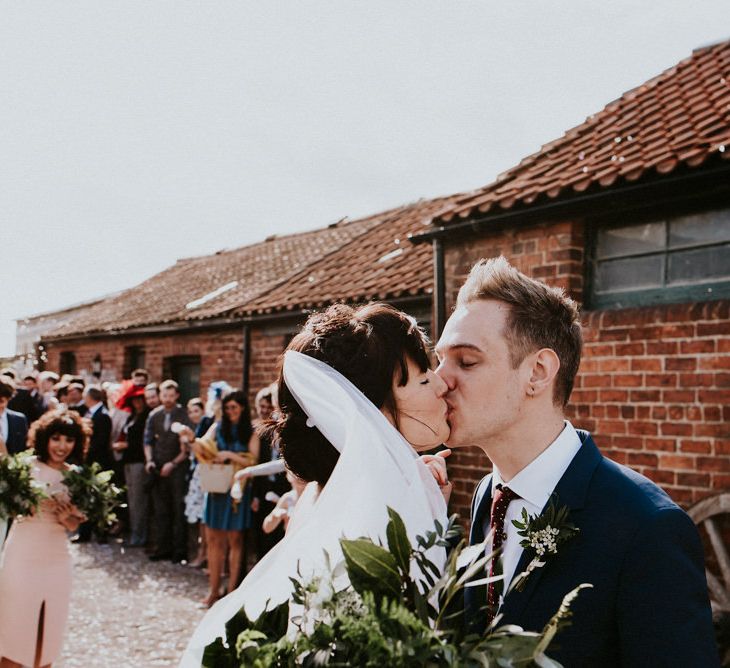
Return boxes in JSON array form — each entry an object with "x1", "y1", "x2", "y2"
[{"x1": 510, "y1": 495, "x2": 578, "y2": 591}]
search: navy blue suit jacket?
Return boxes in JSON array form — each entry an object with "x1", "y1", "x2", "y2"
[
  {"x1": 466, "y1": 431, "x2": 718, "y2": 666},
  {"x1": 87, "y1": 406, "x2": 113, "y2": 470},
  {"x1": 4, "y1": 409, "x2": 28, "y2": 455}
]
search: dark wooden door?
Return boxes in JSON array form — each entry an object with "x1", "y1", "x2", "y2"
[{"x1": 165, "y1": 355, "x2": 201, "y2": 404}]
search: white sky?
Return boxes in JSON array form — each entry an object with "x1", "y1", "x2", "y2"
[{"x1": 1, "y1": 1, "x2": 728, "y2": 356}]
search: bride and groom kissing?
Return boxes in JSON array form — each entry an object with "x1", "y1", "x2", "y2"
[{"x1": 184, "y1": 256, "x2": 718, "y2": 667}]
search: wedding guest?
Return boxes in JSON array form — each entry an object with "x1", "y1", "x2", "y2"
[
  {"x1": 105, "y1": 382, "x2": 129, "y2": 493},
  {"x1": 261, "y1": 470, "x2": 305, "y2": 535},
  {"x1": 65, "y1": 383, "x2": 87, "y2": 416},
  {"x1": 113, "y1": 386, "x2": 150, "y2": 547},
  {"x1": 104, "y1": 383, "x2": 128, "y2": 444},
  {"x1": 74, "y1": 386, "x2": 113, "y2": 544},
  {"x1": 38, "y1": 371, "x2": 60, "y2": 411},
  {"x1": 22, "y1": 373, "x2": 47, "y2": 420},
  {"x1": 6, "y1": 373, "x2": 40, "y2": 426},
  {"x1": 132, "y1": 368, "x2": 150, "y2": 387},
  {"x1": 144, "y1": 380, "x2": 191, "y2": 563},
  {"x1": 54, "y1": 381, "x2": 69, "y2": 406},
  {"x1": 144, "y1": 382, "x2": 161, "y2": 410},
  {"x1": 183, "y1": 398, "x2": 214, "y2": 568},
  {"x1": 0, "y1": 377, "x2": 28, "y2": 456},
  {"x1": 84, "y1": 386, "x2": 113, "y2": 471},
  {"x1": 0, "y1": 409, "x2": 88, "y2": 668},
  {"x1": 193, "y1": 390, "x2": 259, "y2": 607},
  {"x1": 251, "y1": 385, "x2": 289, "y2": 557}
]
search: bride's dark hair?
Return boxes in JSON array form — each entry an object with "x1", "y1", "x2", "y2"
[{"x1": 269, "y1": 302, "x2": 431, "y2": 486}]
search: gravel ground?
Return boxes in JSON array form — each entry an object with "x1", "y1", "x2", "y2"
[{"x1": 57, "y1": 541, "x2": 210, "y2": 668}]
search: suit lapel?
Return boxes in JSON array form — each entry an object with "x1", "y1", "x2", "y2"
[
  {"x1": 470, "y1": 475, "x2": 493, "y2": 545},
  {"x1": 500, "y1": 431, "x2": 602, "y2": 623}
]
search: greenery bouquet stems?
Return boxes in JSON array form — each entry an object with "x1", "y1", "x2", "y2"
[
  {"x1": 0, "y1": 450, "x2": 47, "y2": 520},
  {"x1": 62, "y1": 462, "x2": 124, "y2": 532},
  {"x1": 204, "y1": 508, "x2": 589, "y2": 668}
]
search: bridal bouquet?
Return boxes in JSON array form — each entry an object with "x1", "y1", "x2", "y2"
[
  {"x1": 0, "y1": 450, "x2": 47, "y2": 520},
  {"x1": 203, "y1": 508, "x2": 588, "y2": 667},
  {"x1": 62, "y1": 463, "x2": 124, "y2": 531}
]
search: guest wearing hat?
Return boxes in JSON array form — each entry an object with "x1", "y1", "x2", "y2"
[{"x1": 113, "y1": 385, "x2": 151, "y2": 547}]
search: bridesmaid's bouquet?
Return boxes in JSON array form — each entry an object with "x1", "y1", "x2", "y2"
[
  {"x1": 0, "y1": 451, "x2": 47, "y2": 519},
  {"x1": 62, "y1": 463, "x2": 124, "y2": 532},
  {"x1": 203, "y1": 508, "x2": 590, "y2": 667}
]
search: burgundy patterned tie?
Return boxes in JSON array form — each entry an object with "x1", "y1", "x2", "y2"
[{"x1": 486, "y1": 483, "x2": 520, "y2": 627}]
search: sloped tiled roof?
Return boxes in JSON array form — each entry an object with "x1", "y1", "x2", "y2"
[
  {"x1": 48, "y1": 219, "x2": 382, "y2": 338},
  {"x1": 434, "y1": 39, "x2": 730, "y2": 224},
  {"x1": 45, "y1": 198, "x2": 449, "y2": 339},
  {"x1": 239, "y1": 197, "x2": 453, "y2": 316}
]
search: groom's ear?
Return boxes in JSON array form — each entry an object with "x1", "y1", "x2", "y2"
[{"x1": 526, "y1": 348, "x2": 561, "y2": 398}]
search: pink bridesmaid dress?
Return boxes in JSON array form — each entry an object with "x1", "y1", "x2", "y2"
[{"x1": 0, "y1": 460, "x2": 73, "y2": 666}]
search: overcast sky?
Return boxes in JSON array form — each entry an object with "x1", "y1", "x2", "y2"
[{"x1": 1, "y1": 2, "x2": 728, "y2": 356}]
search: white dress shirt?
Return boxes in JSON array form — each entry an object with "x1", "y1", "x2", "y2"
[
  {"x1": 0, "y1": 410, "x2": 8, "y2": 443},
  {"x1": 489, "y1": 420, "x2": 582, "y2": 600}
]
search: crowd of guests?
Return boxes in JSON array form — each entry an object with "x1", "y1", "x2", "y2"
[{"x1": 0, "y1": 365, "x2": 292, "y2": 611}]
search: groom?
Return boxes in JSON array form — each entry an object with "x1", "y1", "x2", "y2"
[{"x1": 435, "y1": 257, "x2": 718, "y2": 666}]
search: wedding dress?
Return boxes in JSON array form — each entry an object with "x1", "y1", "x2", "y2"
[{"x1": 180, "y1": 350, "x2": 447, "y2": 667}]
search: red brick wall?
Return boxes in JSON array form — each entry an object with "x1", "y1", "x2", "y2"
[
  {"x1": 248, "y1": 327, "x2": 291, "y2": 407},
  {"x1": 441, "y1": 218, "x2": 730, "y2": 520},
  {"x1": 43, "y1": 324, "x2": 298, "y2": 414},
  {"x1": 575, "y1": 301, "x2": 730, "y2": 506}
]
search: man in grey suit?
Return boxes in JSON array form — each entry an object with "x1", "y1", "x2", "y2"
[{"x1": 144, "y1": 380, "x2": 192, "y2": 563}]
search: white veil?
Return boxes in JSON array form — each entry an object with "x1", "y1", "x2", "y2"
[{"x1": 180, "y1": 350, "x2": 447, "y2": 667}]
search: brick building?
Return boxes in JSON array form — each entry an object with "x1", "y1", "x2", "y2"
[
  {"x1": 412, "y1": 39, "x2": 730, "y2": 516},
  {"x1": 35, "y1": 40, "x2": 730, "y2": 523}
]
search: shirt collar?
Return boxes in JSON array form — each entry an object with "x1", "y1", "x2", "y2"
[
  {"x1": 492, "y1": 420, "x2": 582, "y2": 509},
  {"x1": 87, "y1": 402, "x2": 103, "y2": 417}
]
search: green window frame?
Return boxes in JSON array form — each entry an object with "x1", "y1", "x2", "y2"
[{"x1": 588, "y1": 208, "x2": 730, "y2": 310}]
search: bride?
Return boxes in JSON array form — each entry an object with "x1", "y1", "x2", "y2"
[{"x1": 181, "y1": 302, "x2": 452, "y2": 666}]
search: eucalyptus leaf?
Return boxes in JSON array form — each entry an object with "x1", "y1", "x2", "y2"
[
  {"x1": 386, "y1": 506, "x2": 411, "y2": 575},
  {"x1": 340, "y1": 538, "x2": 402, "y2": 601}
]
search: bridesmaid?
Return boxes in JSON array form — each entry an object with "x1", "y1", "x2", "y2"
[
  {"x1": 191, "y1": 390, "x2": 259, "y2": 607},
  {"x1": 0, "y1": 410, "x2": 88, "y2": 668}
]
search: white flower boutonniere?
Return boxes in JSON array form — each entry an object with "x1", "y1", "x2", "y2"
[{"x1": 510, "y1": 495, "x2": 579, "y2": 592}]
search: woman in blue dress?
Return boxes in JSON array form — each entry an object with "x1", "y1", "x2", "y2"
[{"x1": 197, "y1": 390, "x2": 259, "y2": 607}]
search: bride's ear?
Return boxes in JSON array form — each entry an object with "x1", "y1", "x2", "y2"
[{"x1": 526, "y1": 348, "x2": 560, "y2": 398}]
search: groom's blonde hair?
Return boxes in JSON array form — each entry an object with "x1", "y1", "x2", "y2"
[{"x1": 457, "y1": 256, "x2": 582, "y2": 407}]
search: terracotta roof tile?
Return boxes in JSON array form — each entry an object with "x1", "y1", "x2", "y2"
[
  {"x1": 47, "y1": 219, "x2": 382, "y2": 338},
  {"x1": 435, "y1": 40, "x2": 730, "y2": 224},
  {"x1": 237, "y1": 197, "x2": 453, "y2": 317},
  {"x1": 46, "y1": 197, "x2": 455, "y2": 338}
]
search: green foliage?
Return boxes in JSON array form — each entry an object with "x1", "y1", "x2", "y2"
[
  {"x1": 341, "y1": 538, "x2": 402, "y2": 601},
  {"x1": 207, "y1": 507, "x2": 590, "y2": 667},
  {"x1": 0, "y1": 450, "x2": 47, "y2": 519},
  {"x1": 62, "y1": 462, "x2": 124, "y2": 531},
  {"x1": 512, "y1": 496, "x2": 579, "y2": 558}
]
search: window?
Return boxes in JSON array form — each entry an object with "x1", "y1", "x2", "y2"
[
  {"x1": 589, "y1": 208, "x2": 730, "y2": 309},
  {"x1": 59, "y1": 352, "x2": 77, "y2": 375},
  {"x1": 124, "y1": 346, "x2": 146, "y2": 378}
]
